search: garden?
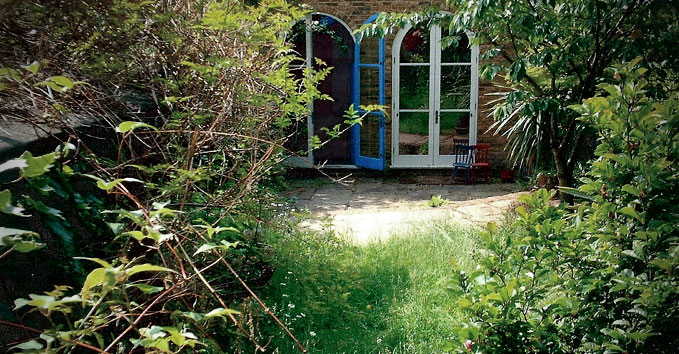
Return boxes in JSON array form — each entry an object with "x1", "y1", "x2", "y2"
[{"x1": 1, "y1": 0, "x2": 678, "y2": 353}]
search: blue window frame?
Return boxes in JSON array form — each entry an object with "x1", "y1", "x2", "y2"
[{"x1": 351, "y1": 13, "x2": 386, "y2": 170}]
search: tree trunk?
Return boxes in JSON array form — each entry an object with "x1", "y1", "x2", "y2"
[{"x1": 552, "y1": 147, "x2": 574, "y2": 203}]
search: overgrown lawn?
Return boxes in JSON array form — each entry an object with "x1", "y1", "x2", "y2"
[{"x1": 256, "y1": 219, "x2": 480, "y2": 353}]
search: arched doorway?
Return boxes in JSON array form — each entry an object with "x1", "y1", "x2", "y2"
[
  {"x1": 391, "y1": 23, "x2": 479, "y2": 168},
  {"x1": 288, "y1": 13, "x2": 356, "y2": 166}
]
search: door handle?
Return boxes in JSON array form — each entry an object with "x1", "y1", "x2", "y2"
[{"x1": 435, "y1": 110, "x2": 440, "y2": 125}]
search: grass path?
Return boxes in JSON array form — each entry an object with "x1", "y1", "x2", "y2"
[{"x1": 256, "y1": 220, "x2": 480, "y2": 353}]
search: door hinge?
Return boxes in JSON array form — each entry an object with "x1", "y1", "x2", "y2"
[{"x1": 436, "y1": 110, "x2": 440, "y2": 124}]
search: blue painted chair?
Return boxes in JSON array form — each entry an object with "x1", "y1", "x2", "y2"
[{"x1": 451, "y1": 144, "x2": 474, "y2": 185}]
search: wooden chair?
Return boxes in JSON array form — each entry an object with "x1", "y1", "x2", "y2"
[
  {"x1": 471, "y1": 144, "x2": 490, "y2": 184},
  {"x1": 451, "y1": 143, "x2": 474, "y2": 185}
]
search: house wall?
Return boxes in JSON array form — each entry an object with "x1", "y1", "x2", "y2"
[{"x1": 300, "y1": 0, "x2": 512, "y2": 169}]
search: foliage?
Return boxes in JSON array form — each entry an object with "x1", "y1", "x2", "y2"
[
  {"x1": 359, "y1": 1, "x2": 679, "y2": 193},
  {"x1": 0, "y1": 150, "x2": 59, "y2": 256},
  {"x1": 447, "y1": 61, "x2": 679, "y2": 353},
  {"x1": 0, "y1": 0, "x2": 339, "y2": 352},
  {"x1": 427, "y1": 194, "x2": 450, "y2": 207}
]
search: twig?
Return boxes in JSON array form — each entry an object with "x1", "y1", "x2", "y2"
[{"x1": 0, "y1": 320, "x2": 109, "y2": 353}]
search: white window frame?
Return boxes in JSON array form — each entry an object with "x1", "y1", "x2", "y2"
[{"x1": 391, "y1": 23, "x2": 479, "y2": 168}]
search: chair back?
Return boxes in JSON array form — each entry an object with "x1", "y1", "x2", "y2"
[
  {"x1": 474, "y1": 144, "x2": 489, "y2": 164},
  {"x1": 454, "y1": 144, "x2": 474, "y2": 165}
]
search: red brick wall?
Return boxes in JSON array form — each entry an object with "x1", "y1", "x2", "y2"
[{"x1": 300, "y1": 0, "x2": 512, "y2": 168}]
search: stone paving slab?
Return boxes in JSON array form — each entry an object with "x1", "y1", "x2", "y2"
[{"x1": 288, "y1": 177, "x2": 527, "y2": 244}]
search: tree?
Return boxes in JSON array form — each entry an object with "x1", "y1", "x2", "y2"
[{"x1": 362, "y1": 0, "x2": 679, "y2": 198}]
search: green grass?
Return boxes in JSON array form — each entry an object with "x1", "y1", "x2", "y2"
[{"x1": 255, "y1": 219, "x2": 480, "y2": 353}]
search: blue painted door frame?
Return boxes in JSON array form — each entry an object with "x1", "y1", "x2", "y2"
[{"x1": 351, "y1": 13, "x2": 386, "y2": 170}]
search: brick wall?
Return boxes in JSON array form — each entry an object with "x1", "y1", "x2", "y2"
[{"x1": 300, "y1": 0, "x2": 512, "y2": 168}]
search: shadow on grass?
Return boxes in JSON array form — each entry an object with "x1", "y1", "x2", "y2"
[{"x1": 252, "y1": 220, "x2": 479, "y2": 354}]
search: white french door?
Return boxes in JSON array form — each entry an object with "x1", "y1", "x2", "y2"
[{"x1": 392, "y1": 24, "x2": 479, "y2": 168}]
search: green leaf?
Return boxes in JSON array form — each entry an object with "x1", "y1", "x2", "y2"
[
  {"x1": 193, "y1": 241, "x2": 239, "y2": 256},
  {"x1": 85, "y1": 174, "x2": 143, "y2": 191},
  {"x1": 558, "y1": 186, "x2": 595, "y2": 201},
  {"x1": 116, "y1": 121, "x2": 158, "y2": 133},
  {"x1": 14, "y1": 297, "x2": 30, "y2": 310},
  {"x1": 24, "y1": 197, "x2": 63, "y2": 219},
  {"x1": 621, "y1": 184, "x2": 641, "y2": 197},
  {"x1": 619, "y1": 206, "x2": 641, "y2": 221},
  {"x1": 9, "y1": 340, "x2": 44, "y2": 351},
  {"x1": 0, "y1": 227, "x2": 37, "y2": 244},
  {"x1": 121, "y1": 231, "x2": 145, "y2": 241},
  {"x1": 73, "y1": 257, "x2": 112, "y2": 268},
  {"x1": 96, "y1": 178, "x2": 142, "y2": 191},
  {"x1": 19, "y1": 151, "x2": 56, "y2": 178},
  {"x1": 126, "y1": 264, "x2": 176, "y2": 277},
  {"x1": 194, "y1": 243, "x2": 219, "y2": 255},
  {"x1": 0, "y1": 189, "x2": 29, "y2": 217},
  {"x1": 21, "y1": 61, "x2": 40, "y2": 75},
  {"x1": 50, "y1": 75, "x2": 75, "y2": 89},
  {"x1": 126, "y1": 283, "x2": 165, "y2": 294},
  {"x1": 204, "y1": 307, "x2": 240, "y2": 319},
  {"x1": 81, "y1": 268, "x2": 115, "y2": 298},
  {"x1": 107, "y1": 222, "x2": 126, "y2": 235},
  {"x1": 486, "y1": 221, "x2": 497, "y2": 234}
]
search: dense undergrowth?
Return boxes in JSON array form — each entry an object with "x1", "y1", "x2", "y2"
[
  {"x1": 1, "y1": 0, "x2": 678, "y2": 353},
  {"x1": 447, "y1": 61, "x2": 679, "y2": 353},
  {"x1": 1, "y1": 0, "x2": 327, "y2": 352}
]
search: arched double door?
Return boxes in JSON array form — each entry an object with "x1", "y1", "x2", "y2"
[
  {"x1": 288, "y1": 14, "x2": 477, "y2": 170},
  {"x1": 392, "y1": 24, "x2": 479, "y2": 168}
]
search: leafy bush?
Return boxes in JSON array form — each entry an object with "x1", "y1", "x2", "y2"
[
  {"x1": 1, "y1": 0, "x2": 331, "y2": 352},
  {"x1": 448, "y1": 60, "x2": 679, "y2": 353}
]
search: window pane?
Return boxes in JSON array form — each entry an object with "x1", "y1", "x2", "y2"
[
  {"x1": 399, "y1": 112, "x2": 429, "y2": 155},
  {"x1": 439, "y1": 112, "x2": 469, "y2": 155},
  {"x1": 399, "y1": 65, "x2": 429, "y2": 109},
  {"x1": 360, "y1": 113, "x2": 381, "y2": 158},
  {"x1": 440, "y1": 65, "x2": 471, "y2": 109},
  {"x1": 360, "y1": 67, "x2": 380, "y2": 106},
  {"x1": 441, "y1": 31, "x2": 471, "y2": 63},
  {"x1": 359, "y1": 35, "x2": 379, "y2": 64},
  {"x1": 400, "y1": 27, "x2": 429, "y2": 63}
]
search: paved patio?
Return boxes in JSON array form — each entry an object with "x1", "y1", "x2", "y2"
[{"x1": 285, "y1": 176, "x2": 527, "y2": 244}]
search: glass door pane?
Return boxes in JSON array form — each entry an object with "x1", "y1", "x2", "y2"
[
  {"x1": 399, "y1": 66, "x2": 430, "y2": 109},
  {"x1": 400, "y1": 27, "x2": 430, "y2": 63},
  {"x1": 438, "y1": 112, "x2": 470, "y2": 155},
  {"x1": 435, "y1": 28, "x2": 472, "y2": 165},
  {"x1": 440, "y1": 65, "x2": 471, "y2": 109},
  {"x1": 399, "y1": 112, "x2": 430, "y2": 155}
]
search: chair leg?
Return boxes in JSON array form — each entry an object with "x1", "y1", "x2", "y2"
[
  {"x1": 451, "y1": 167, "x2": 457, "y2": 184},
  {"x1": 465, "y1": 168, "x2": 470, "y2": 185},
  {"x1": 485, "y1": 167, "x2": 490, "y2": 184}
]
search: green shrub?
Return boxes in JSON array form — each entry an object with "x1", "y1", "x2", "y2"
[
  {"x1": 1, "y1": 0, "x2": 324, "y2": 352},
  {"x1": 448, "y1": 59, "x2": 679, "y2": 353}
]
